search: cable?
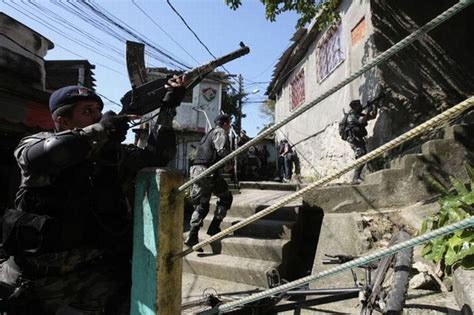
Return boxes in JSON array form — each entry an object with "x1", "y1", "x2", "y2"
[
  {"x1": 80, "y1": 0, "x2": 191, "y2": 70},
  {"x1": 165, "y1": 0, "x2": 240, "y2": 93},
  {"x1": 3, "y1": 1, "x2": 127, "y2": 77},
  {"x1": 131, "y1": 0, "x2": 200, "y2": 65},
  {"x1": 8, "y1": 1, "x2": 124, "y2": 65}
]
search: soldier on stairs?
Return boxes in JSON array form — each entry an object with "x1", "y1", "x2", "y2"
[
  {"x1": 340, "y1": 93, "x2": 384, "y2": 184},
  {"x1": 184, "y1": 114, "x2": 234, "y2": 249}
]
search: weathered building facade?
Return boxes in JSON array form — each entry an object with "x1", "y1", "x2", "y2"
[
  {"x1": 141, "y1": 68, "x2": 229, "y2": 174},
  {"x1": 267, "y1": 0, "x2": 474, "y2": 181}
]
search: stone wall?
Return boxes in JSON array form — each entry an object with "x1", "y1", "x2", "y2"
[{"x1": 369, "y1": 0, "x2": 474, "y2": 157}]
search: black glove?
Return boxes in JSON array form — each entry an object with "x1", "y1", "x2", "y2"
[
  {"x1": 162, "y1": 86, "x2": 186, "y2": 107},
  {"x1": 99, "y1": 111, "x2": 129, "y2": 143}
]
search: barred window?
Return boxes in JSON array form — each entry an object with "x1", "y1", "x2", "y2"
[
  {"x1": 317, "y1": 22, "x2": 344, "y2": 82},
  {"x1": 290, "y1": 69, "x2": 305, "y2": 110}
]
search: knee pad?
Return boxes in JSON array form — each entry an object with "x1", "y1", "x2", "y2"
[
  {"x1": 195, "y1": 203, "x2": 210, "y2": 216},
  {"x1": 216, "y1": 191, "x2": 233, "y2": 210}
]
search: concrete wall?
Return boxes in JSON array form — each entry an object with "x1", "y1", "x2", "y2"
[
  {"x1": 370, "y1": 0, "x2": 474, "y2": 151},
  {"x1": 174, "y1": 79, "x2": 222, "y2": 133},
  {"x1": 274, "y1": 0, "x2": 380, "y2": 181},
  {"x1": 0, "y1": 13, "x2": 53, "y2": 90}
]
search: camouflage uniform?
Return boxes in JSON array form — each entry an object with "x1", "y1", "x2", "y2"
[
  {"x1": 345, "y1": 110, "x2": 369, "y2": 182},
  {"x1": 185, "y1": 124, "x2": 233, "y2": 246}
]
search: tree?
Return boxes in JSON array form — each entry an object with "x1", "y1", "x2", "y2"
[
  {"x1": 260, "y1": 99, "x2": 275, "y2": 123},
  {"x1": 224, "y1": 0, "x2": 341, "y2": 29},
  {"x1": 221, "y1": 87, "x2": 245, "y2": 127}
]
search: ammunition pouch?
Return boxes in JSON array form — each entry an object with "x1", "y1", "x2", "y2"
[{"x1": 0, "y1": 209, "x2": 57, "y2": 256}]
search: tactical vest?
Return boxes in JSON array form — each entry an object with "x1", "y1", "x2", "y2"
[
  {"x1": 346, "y1": 111, "x2": 368, "y2": 138},
  {"x1": 193, "y1": 128, "x2": 217, "y2": 166}
]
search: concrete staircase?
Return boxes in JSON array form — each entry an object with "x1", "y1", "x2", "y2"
[
  {"x1": 304, "y1": 123, "x2": 474, "y2": 313},
  {"x1": 303, "y1": 123, "x2": 474, "y2": 213},
  {"x1": 182, "y1": 187, "x2": 324, "y2": 290},
  {"x1": 181, "y1": 123, "x2": 473, "y2": 312}
]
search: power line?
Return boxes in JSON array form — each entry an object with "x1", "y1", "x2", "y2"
[
  {"x1": 4, "y1": 1, "x2": 126, "y2": 77},
  {"x1": 80, "y1": 0, "x2": 191, "y2": 70},
  {"x1": 29, "y1": 1, "x2": 125, "y2": 59},
  {"x1": 131, "y1": 0, "x2": 200, "y2": 65},
  {"x1": 7, "y1": 1, "x2": 125, "y2": 66},
  {"x1": 165, "y1": 0, "x2": 240, "y2": 93}
]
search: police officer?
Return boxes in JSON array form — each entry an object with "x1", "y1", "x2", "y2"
[
  {"x1": 0, "y1": 76, "x2": 186, "y2": 313},
  {"x1": 344, "y1": 99, "x2": 378, "y2": 184},
  {"x1": 184, "y1": 114, "x2": 233, "y2": 249}
]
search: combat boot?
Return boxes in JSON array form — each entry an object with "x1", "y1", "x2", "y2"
[
  {"x1": 351, "y1": 166, "x2": 364, "y2": 185},
  {"x1": 206, "y1": 217, "x2": 222, "y2": 236},
  {"x1": 184, "y1": 229, "x2": 203, "y2": 252}
]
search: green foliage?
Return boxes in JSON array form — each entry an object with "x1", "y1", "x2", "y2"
[
  {"x1": 420, "y1": 162, "x2": 474, "y2": 274},
  {"x1": 260, "y1": 99, "x2": 276, "y2": 122},
  {"x1": 225, "y1": 0, "x2": 341, "y2": 29},
  {"x1": 221, "y1": 87, "x2": 241, "y2": 122}
]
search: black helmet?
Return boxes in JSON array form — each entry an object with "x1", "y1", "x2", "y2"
[
  {"x1": 49, "y1": 85, "x2": 103, "y2": 113},
  {"x1": 349, "y1": 100, "x2": 362, "y2": 110}
]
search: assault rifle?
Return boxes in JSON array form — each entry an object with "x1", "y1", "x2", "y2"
[
  {"x1": 120, "y1": 41, "x2": 250, "y2": 116},
  {"x1": 362, "y1": 89, "x2": 386, "y2": 113}
]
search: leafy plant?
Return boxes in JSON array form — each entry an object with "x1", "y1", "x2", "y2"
[
  {"x1": 225, "y1": 0, "x2": 341, "y2": 29},
  {"x1": 420, "y1": 162, "x2": 474, "y2": 274}
]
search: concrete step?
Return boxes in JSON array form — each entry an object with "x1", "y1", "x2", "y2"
[
  {"x1": 182, "y1": 252, "x2": 279, "y2": 287},
  {"x1": 303, "y1": 183, "x2": 383, "y2": 213},
  {"x1": 210, "y1": 189, "x2": 301, "y2": 219},
  {"x1": 183, "y1": 231, "x2": 288, "y2": 262},
  {"x1": 239, "y1": 181, "x2": 302, "y2": 191},
  {"x1": 202, "y1": 216, "x2": 295, "y2": 240},
  {"x1": 443, "y1": 123, "x2": 474, "y2": 141},
  {"x1": 364, "y1": 168, "x2": 404, "y2": 185},
  {"x1": 389, "y1": 153, "x2": 426, "y2": 170}
]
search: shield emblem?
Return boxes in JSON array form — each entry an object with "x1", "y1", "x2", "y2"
[{"x1": 202, "y1": 87, "x2": 217, "y2": 102}]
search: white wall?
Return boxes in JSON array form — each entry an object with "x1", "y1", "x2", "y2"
[
  {"x1": 274, "y1": 0, "x2": 381, "y2": 181},
  {"x1": 174, "y1": 79, "x2": 222, "y2": 132}
]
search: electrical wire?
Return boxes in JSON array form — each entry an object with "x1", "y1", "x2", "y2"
[
  {"x1": 131, "y1": 0, "x2": 200, "y2": 65},
  {"x1": 165, "y1": 0, "x2": 240, "y2": 93},
  {"x1": 80, "y1": 0, "x2": 191, "y2": 70}
]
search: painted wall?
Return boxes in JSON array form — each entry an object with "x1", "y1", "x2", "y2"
[
  {"x1": 174, "y1": 79, "x2": 222, "y2": 133},
  {"x1": 274, "y1": 0, "x2": 379, "y2": 181}
]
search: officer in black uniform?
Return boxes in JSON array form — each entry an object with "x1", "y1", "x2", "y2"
[
  {"x1": 344, "y1": 99, "x2": 378, "y2": 184},
  {"x1": 184, "y1": 114, "x2": 233, "y2": 249},
  {"x1": 0, "y1": 76, "x2": 186, "y2": 314}
]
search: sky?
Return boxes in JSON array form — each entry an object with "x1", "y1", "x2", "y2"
[{"x1": 2, "y1": 0, "x2": 299, "y2": 141}]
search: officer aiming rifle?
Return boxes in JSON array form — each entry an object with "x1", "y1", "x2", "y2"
[{"x1": 339, "y1": 90, "x2": 386, "y2": 184}]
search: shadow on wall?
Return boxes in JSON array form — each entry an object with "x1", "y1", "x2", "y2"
[{"x1": 358, "y1": 0, "x2": 474, "y2": 170}]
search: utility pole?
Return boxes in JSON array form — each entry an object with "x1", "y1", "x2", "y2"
[{"x1": 237, "y1": 74, "x2": 244, "y2": 134}]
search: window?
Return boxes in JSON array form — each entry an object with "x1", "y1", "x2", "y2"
[
  {"x1": 317, "y1": 22, "x2": 344, "y2": 82},
  {"x1": 351, "y1": 17, "x2": 366, "y2": 46},
  {"x1": 290, "y1": 69, "x2": 305, "y2": 110}
]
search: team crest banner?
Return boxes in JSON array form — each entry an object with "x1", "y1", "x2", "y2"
[{"x1": 202, "y1": 87, "x2": 217, "y2": 102}]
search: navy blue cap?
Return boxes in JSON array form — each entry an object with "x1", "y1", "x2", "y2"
[
  {"x1": 214, "y1": 114, "x2": 231, "y2": 124},
  {"x1": 49, "y1": 86, "x2": 104, "y2": 113}
]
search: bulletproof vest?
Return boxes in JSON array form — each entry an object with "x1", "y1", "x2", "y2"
[
  {"x1": 346, "y1": 111, "x2": 368, "y2": 137},
  {"x1": 193, "y1": 128, "x2": 217, "y2": 166}
]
